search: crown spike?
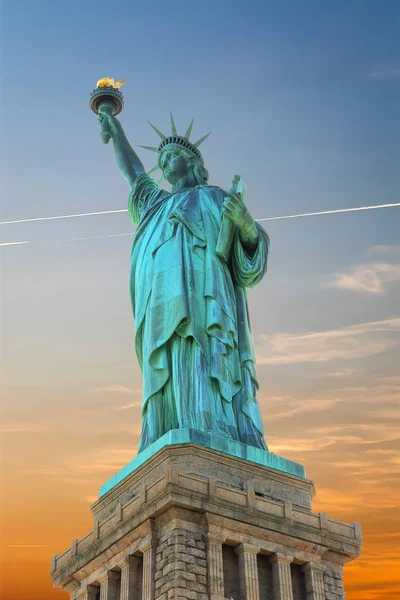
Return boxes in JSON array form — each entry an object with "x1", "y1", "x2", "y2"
[
  {"x1": 148, "y1": 164, "x2": 160, "y2": 174},
  {"x1": 157, "y1": 175, "x2": 166, "y2": 184},
  {"x1": 170, "y1": 111, "x2": 177, "y2": 136},
  {"x1": 193, "y1": 131, "x2": 211, "y2": 148},
  {"x1": 184, "y1": 118, "x2": 195, "y2": 140},
  {"x1": 147, "y1": 120, "x2": 167, "y2": 141},
  {"x1": 138, "y1": 145, "x2": 159, "y2": 152}
]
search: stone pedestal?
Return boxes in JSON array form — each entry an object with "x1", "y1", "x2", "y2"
[{"x1": 51, "y1": 444, "x2": 361, "y2": 600}]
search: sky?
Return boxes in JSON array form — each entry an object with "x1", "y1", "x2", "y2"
[{"x1": 1, "y1": 0, "x2": 399, "y2": 598}]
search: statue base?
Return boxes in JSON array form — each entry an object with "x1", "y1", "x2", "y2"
[
  {"x1": 99, "y1": 429, "x2": 306, "y2": 497},
  {"x1": 51, "y1": 443, "x2": 361, "y2": 600}
]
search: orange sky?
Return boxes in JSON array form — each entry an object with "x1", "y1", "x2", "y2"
[
  {"x1": 2, "y1": 365, "x2": 399, "y2": 599},
  {"x1": 2, "y1": 1, "x2": 400, "y2": 594}
]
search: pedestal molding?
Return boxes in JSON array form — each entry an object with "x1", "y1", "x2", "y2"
[{"x1": 51, "y1": 445, "x2": 361, "y2": 599}]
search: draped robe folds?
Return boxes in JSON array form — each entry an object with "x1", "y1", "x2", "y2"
[{"x1": 128, "y1": 173, "x2": 269, "y2": 453}]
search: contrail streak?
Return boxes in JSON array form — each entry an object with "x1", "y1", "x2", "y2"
[
  {"x1": 1, "y1": 202, "x2": 399, "y2": 247},
  {"x1": 0, "y1": 240, "x2": 31, "y2": 246},
  {"x1": 54, "y1": 232, "x2": 133, "y2": 243},
  {"x1": 0, "y1": 208, "x2": 128, "y2": 226},
  {"x1": 0, "y1": 202, "x2": 399, "y2": 227},
  {"x1": 256, "y1": 202, "x2": 400, "y2": 222}
]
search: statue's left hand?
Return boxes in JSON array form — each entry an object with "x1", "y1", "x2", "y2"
[{"x1": 223, "y1": 193, "x2": 258, "y2": 244}]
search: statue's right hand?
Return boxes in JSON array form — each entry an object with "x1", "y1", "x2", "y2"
[{"x1": 97, "y1": 112, "x2": 115, "y2": 145}]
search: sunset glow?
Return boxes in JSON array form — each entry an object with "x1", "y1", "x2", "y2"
[{"x1": 2, "y1": 1, "x2": 399, "y2": 598}]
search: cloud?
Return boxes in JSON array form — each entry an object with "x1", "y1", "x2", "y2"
[
  {"x1": 331, "y1": 262, "x2": 400, "y2": 294},
  {"x1": 90, "y1": 386, "x2": 142, "y2": 410},
  {"x1": 115, "y1": 401, "x2": 142, "y2": 411},
  {"x1": 260, "y1": 395, "x2": 339, "y2": 420},
  {"x1": 269, "y1": 435, "x2": 363, "y2": 454},
  {"x1": 325, "y1": 367, "x2": 362, "y2": 377},
  {"x1": 84, "y1": 495, "x2": 98, "y2": 504},
  {"x1": 256, "y1": 317, "x2": 400, "y2": 364},
  {"x1": 23, "y1": 443, "x2": 141, "y2": 483},
  {"x1": 8, "y1": 545, "x2": 46, "y2": 548},
  {"x1": 315, "y1": 488, "x2": 398, "y2": 512},
  {"x1": 368, "y1": 245, "x2": 400, "y2": 255},
  {"x1": 367, "y1": 68, "x2": 400, "y2": 79},
  {"x1": 71, "y1": 446, "x2": 139, "y2": 473},
  {"x1": 92, "y1": 385, "x2": 139, "y2": 394},
  {"x1": 0, "y1": 423, "x2": 45, "y2": 433}
]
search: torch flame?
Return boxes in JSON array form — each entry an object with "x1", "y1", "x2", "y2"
[{"x1": 96, "y1": 76, "x2": 126, "y2": 89}]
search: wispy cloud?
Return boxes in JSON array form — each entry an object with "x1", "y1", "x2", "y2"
[
  {"x1": 367, "y1": 68, "x2": 400, "y2": 79},
  {"x1": 115, "y1": 401, "x2": 142, "y2": 411},
  {"x1": 9, "y1": 544, "x2": 46, "y2": 548},
  {"x1": 84, "y1": 495, "x2": 98, "y2": 504},
  {"x1": 368, "y1": 245, "x2": 400, "y2": 255},
  {"x1": 92, "y1": 385, "x2": 140, "y2": 395},
  {"x1": 23, "y1": 443, "x2": 141, "y2": 483},
  {"x1": 260, "y1": 395, "x2": 339, "y2": 420},
  {"x1": 0, "y1": 423, "x2": 45, "y2": 433},
  {"x1": 325, "y1": 367, "x2": 362, "y2": 377},
  {"x1": 256, "y1": 317, "x2": 400, "y2": 364},
  {"x1": 91, "y1": 386, "x2": 142, "y2": 410},
  {"x1": 331, "y1": 262, "x2": 400, "y2": 294},
  {"x1": 269, "y1": 435, "x2": 363, "y2": 454}
]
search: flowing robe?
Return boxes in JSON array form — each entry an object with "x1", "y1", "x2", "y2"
[{"x1": 128, "y1": 173, "x2": 269, "y2": 453}]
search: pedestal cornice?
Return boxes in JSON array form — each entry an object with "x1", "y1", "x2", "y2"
[{"x1": 51, "y1": 445, "x2": 361, "y2": 596}]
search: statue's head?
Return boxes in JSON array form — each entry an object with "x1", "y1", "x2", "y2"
[
  {"x1": 160, "y1": 147, "x2": 209, "y2": 186},
  {"x1": 138, "y1": 113, "x2": 211, "y2": 186}
]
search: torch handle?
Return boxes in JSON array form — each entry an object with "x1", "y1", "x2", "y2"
[
  {"x1": 216, "y1": 175, "x2": 247, "y2": 263},
  {"x1": 98, "y1": 101, "x2": 115, "y2": 145}
]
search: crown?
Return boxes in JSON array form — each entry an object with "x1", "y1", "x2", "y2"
[{"x1": 138, "y1": 112, "x2": 211, "y2": 183}]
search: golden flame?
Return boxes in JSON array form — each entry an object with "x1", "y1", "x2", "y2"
[{"x1": 96, "y1": 76, "x2": 126, "y2": 89}]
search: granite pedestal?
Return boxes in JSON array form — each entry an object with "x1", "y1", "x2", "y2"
[{"x1": 51, "y1": 442, "x2": 362, "y2": 600}]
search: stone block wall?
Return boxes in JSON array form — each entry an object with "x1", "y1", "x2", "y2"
[
  {"x1": 51, "y1": 446, "x2": 360, "y2": 600},
  {"x1": 155, "y1": 526, "x2": 208, "y2": 600},
  {"x1": 323, "y1": 565, "x2": 346, "y2": 600}
]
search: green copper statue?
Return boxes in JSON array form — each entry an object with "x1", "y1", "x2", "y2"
[{"x1": 91, "y1": 81, "x2": 270, "y2": 454}]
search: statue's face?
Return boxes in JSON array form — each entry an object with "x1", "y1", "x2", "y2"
[{"x1": 160, "y1": 149, "x2": 190, "y2": 184}]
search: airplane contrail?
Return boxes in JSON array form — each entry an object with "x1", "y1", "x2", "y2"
[
  {"x1": 53, "y1": 232, "x2": 133, "y2": 243},
  {"x1": 1, "y1": 202, "x2": 399, "y2": 247},
  {"x1": 256, "y1": 202, "x2": 400, "y2": 222},
  {"x1": 0, "y1": 240, "x2": 31, "y2": 247},
  {"x1": 0, "y1": 202, "x2": 399, "y2": 227},
  {"x1": 0, "y1": 208, "x2": 128, "y2": 226}
]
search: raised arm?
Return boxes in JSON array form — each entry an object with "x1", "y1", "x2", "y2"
[{"x1": 98, "y1": 106, "x2": 145, "y2": 189}]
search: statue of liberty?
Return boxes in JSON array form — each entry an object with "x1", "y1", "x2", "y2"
[{"x1": 97, "y1": 105, "x2": 270, "y2": 454}]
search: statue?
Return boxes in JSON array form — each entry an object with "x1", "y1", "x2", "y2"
[{"x1": 90, "y1": 80, "x2": 270, "y2": 454}]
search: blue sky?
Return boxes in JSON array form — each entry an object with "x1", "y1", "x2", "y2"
[
  {"x1": 3, "y1": 0, "x2": 399, "y2": 333},
  {"x1": 1, "y1": 2, "x2": 400, "y2": 598}
]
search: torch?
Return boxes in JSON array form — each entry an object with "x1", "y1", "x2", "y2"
[{"x1": 89, "y1": 77, "x2": 125, "y2": 144}]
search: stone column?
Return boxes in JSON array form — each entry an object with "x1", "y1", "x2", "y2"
[
  {"x1": 270, "y1": 553, "x2": 294, "y2": 600},
  {"x1": 206, "y1": 532, "x2": 226, "y2": 600},
  {"x1": 99, "y1": 571, "x2": 119, "y2": 600},
  {"x1": 323, "y1": 565, "x2": 345, "y2": 600},
  {"x1": 120, "y1": 556, "x2": 141, "y2": 600},
  {"x1": 77, "y1": 585, "x2": 98, "y2": 600},
  {"x1": 140, "y1": 538, "x2": 156, "y2": 600},
  {"x1": 236, "y1": 543, "x2": 260, "y2": 600},
  {"x1": 302, "y1": 563, "x2": 325, "y2": 600}
]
